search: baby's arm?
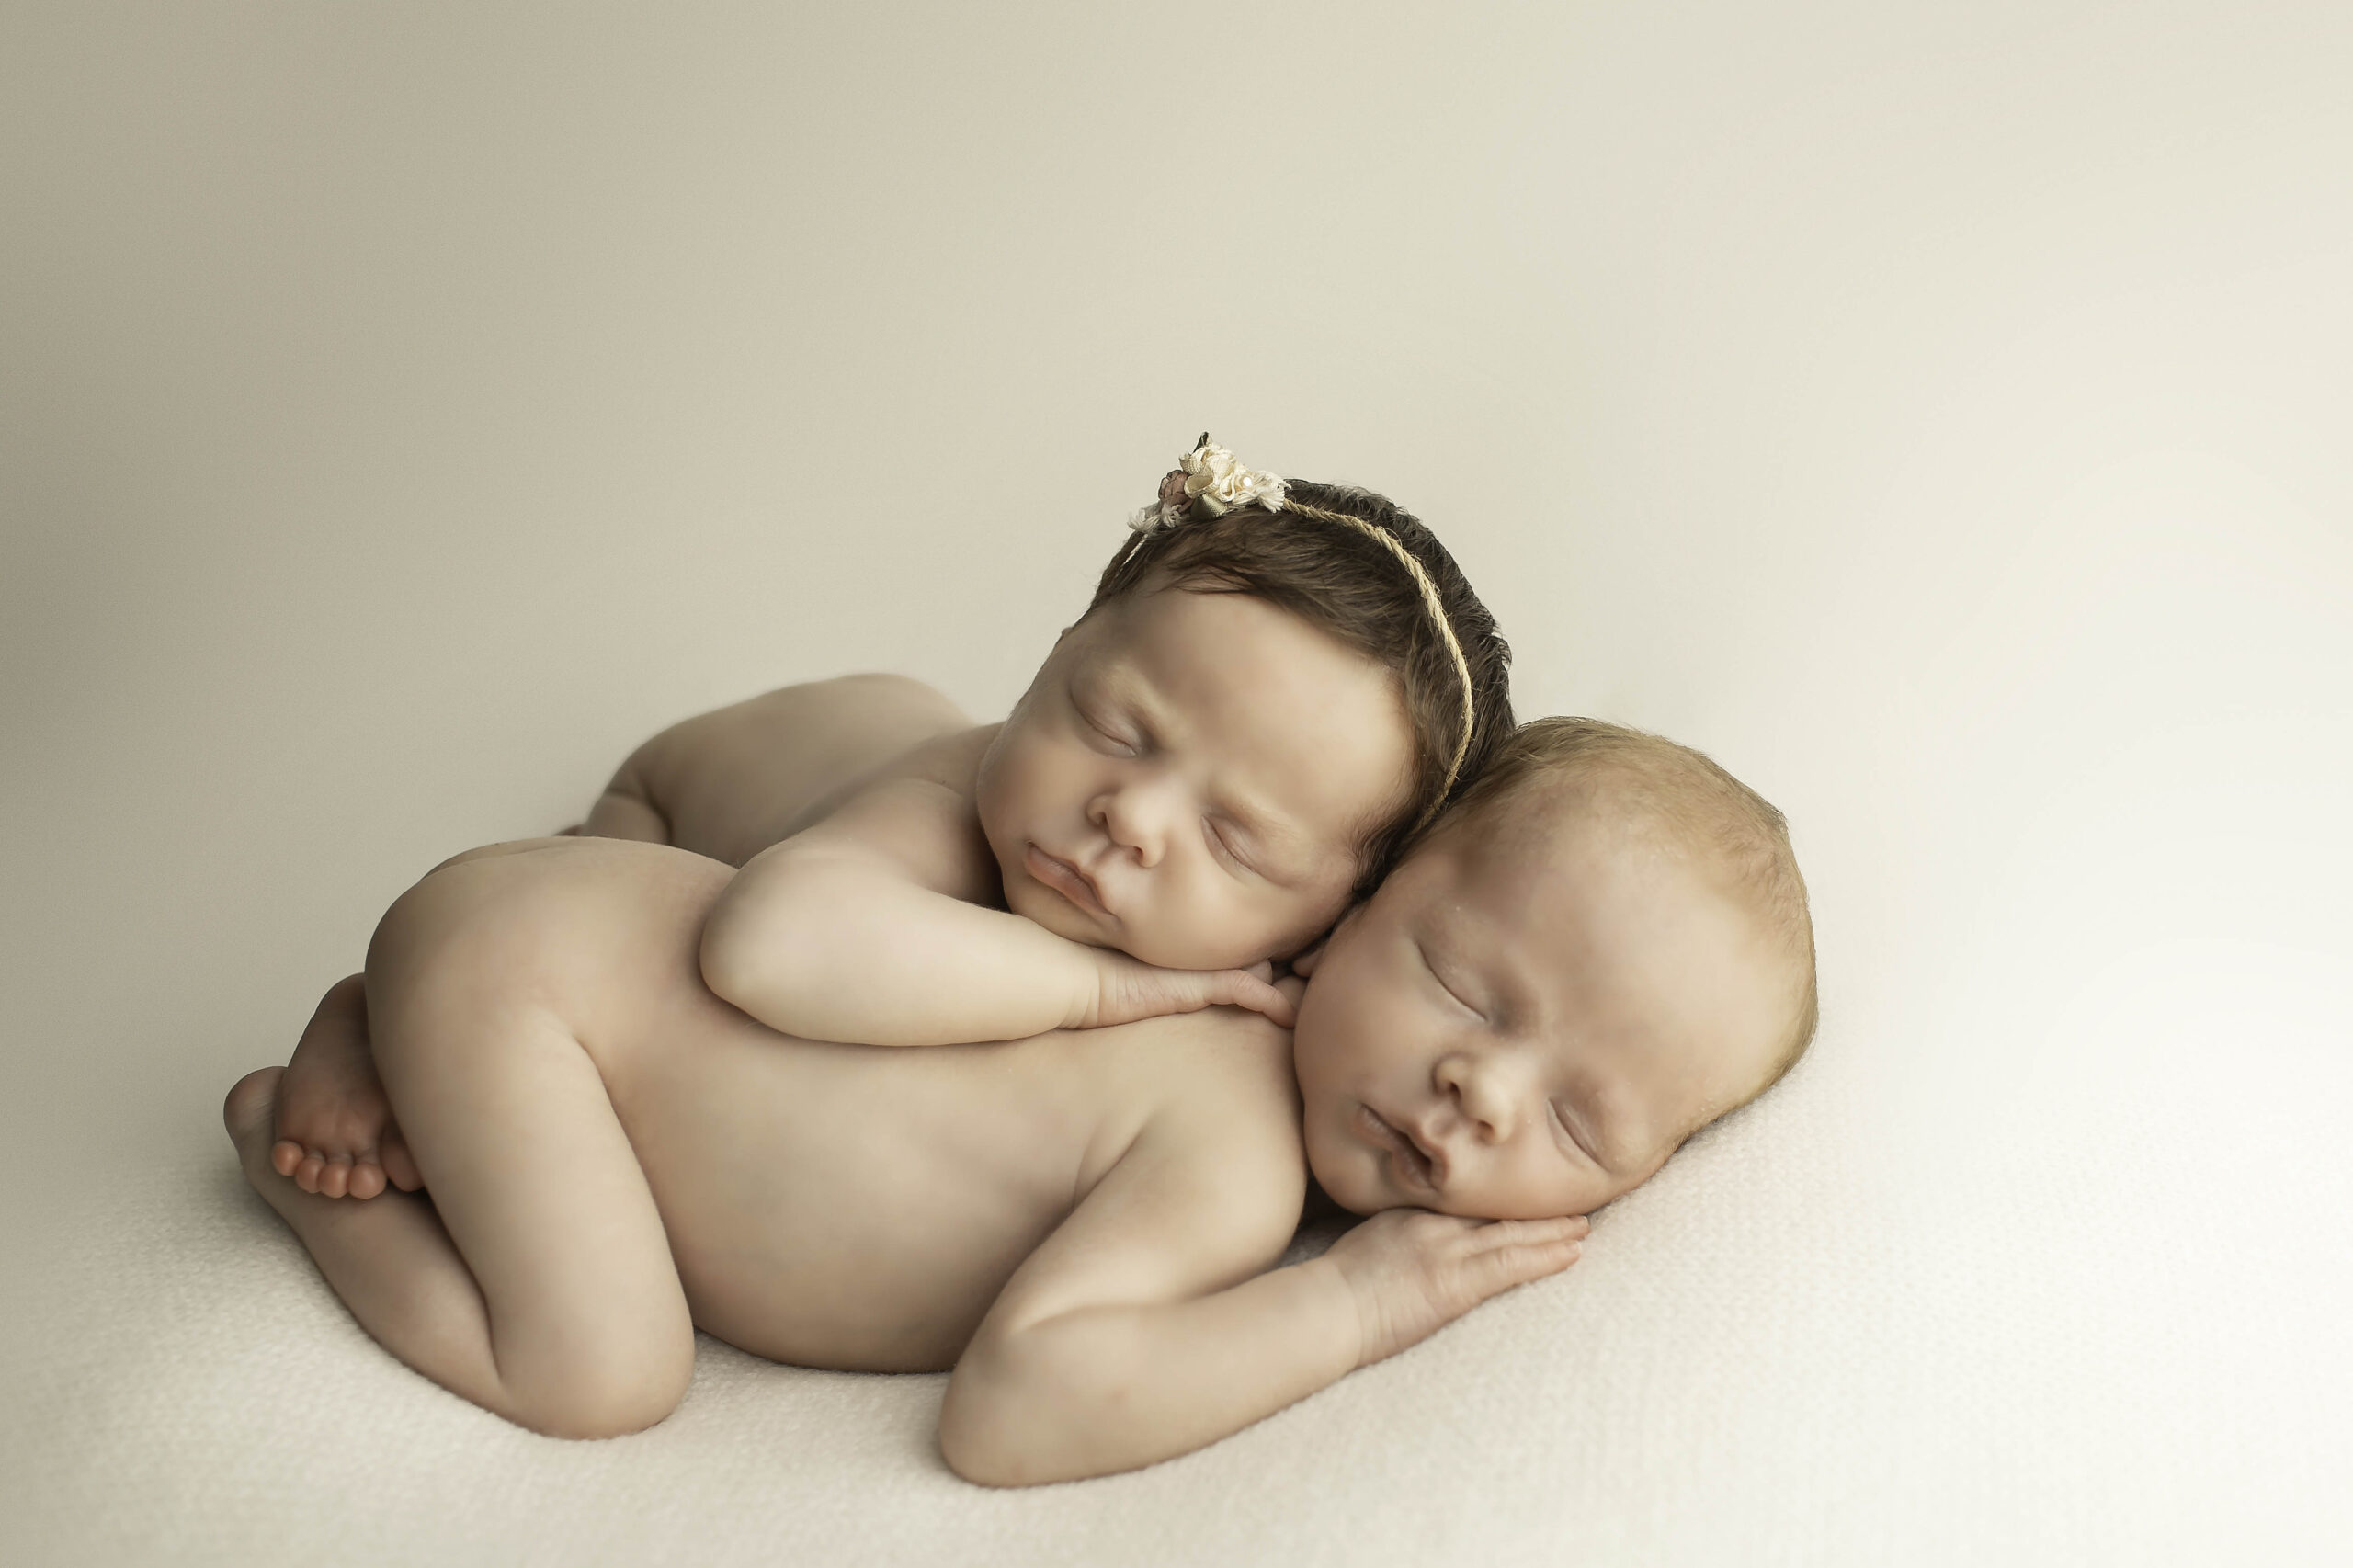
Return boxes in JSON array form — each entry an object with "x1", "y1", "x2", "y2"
[
  {"x1": 699, "y1": 778, "x2": 1291, "y2": 1047},
  {"x1": 937, "y1": 1051, "x2": 1589, "y2": 1485}
]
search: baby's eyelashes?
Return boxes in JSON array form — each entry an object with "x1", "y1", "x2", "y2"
[
  {"x1": 1204, "y1": 820, "x2": 1258, "y2": 878},
  {"x1": 1548, "y1": 1102, "x2": 1609, "y2": 1169},
  {"x1": 1083, "y1": 710, "x2": 1137, "y2": 754},
  {"x1": 1415, "y1": 941, "x2": 1487, "y2": 1022}
]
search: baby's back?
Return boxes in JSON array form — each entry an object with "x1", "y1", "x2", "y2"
[{"x1": 377, "y1": 837, "x2": 1306, "y2": 1373}]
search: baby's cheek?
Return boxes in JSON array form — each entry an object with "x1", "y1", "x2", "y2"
[
  {"x1": 1299, "y1": 1119, "x2": 1350, "y2": 1202},
  {"x1": 1146, "y1": 881, "x2": 1245, "y2": 968}
]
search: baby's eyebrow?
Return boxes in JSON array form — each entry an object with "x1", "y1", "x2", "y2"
[{"x1": 1089, "y1": 658, "x2": 1156, "y2": 725}]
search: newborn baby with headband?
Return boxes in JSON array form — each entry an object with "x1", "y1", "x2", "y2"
[
  {"x1": 265, "y1": 437, "x2": 1514, "y2": 1197},
  {"x1": 231, "y1": 439, "x2": 1815, "y2": 1483}
]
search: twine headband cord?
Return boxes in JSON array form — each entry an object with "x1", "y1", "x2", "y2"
[
  {"x1": 1120, "y1": 436, "x2": 1477, "y2": 830},
  {"x1": 1275, "y1": 498, "x2": 1477, "y2": 829}
]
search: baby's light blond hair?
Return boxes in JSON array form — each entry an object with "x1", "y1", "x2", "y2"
[{"x1": 1437, "y1": 717, "x2": 1819, "y2": 1106}]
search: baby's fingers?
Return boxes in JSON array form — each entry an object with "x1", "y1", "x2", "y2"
[
  {"x1": 1226, "y1": 970, "x2": 1297, "y2": 1028},
  {"x1": 1461, "y1": 1218, "x2": 1587, "y2": 1295},
  {"x1": 1471, "y1": 1214, "x2": 1590, "y2": 1251}
]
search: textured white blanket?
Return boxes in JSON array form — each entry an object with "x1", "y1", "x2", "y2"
[{"x1": 8, "y1": 918, "x2": 2347, "y2": 1563}]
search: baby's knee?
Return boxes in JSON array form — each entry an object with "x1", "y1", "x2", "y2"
[
  {"x1": 741, "y1": 671, "x2": 967, "y2": 737},
  {"x1": 364, "y1": 858, "x2": 550, "y2": 1030},
  {"x1": 512, "y1": 1335, "x2": 694, "y2": 1440},
  {"x1": 828, "y1": 671, "x2": 968, "y2": 728},
  {"x1": 818, "y1": 670, "x2": 957, "y2": 702}
]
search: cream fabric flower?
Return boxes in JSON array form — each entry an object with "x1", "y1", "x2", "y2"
[
  {"x1": 1179, "y1": 439, "x2": 1287, "y2": 515},
  {"x1": 1127, "y1": 436, "x2": 1288, "y2": 533}
]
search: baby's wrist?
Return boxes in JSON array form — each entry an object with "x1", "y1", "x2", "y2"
[
  {"x1": 1296, "y1": 1255, "x2": 1370, "y2": 1370},
  {"x1": 1066, "y1": 949, "x2": 1120, "y2": 1030}
]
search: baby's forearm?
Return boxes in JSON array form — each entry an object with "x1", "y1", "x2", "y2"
[
  {"x1": 701, "y1": 851, "x2": 1101, "y2": 1047},
  {"x1": 938, "y1": 1258, "x2": 1361, "y2": 1487}
]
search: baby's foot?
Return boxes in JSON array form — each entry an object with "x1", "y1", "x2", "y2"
[
  {"x1": 268, "y1": 976, "x2": 423, "y2": 1200},
  {"x1": 224, "y1": 1066, "x2": 289, "y2": 1186}
]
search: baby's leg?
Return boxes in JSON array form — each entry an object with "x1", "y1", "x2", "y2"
[
  {"x1": 270, "y1": 975, "x2": 421, "y2": 1199},
  {"x1": 583, "y1": 674, "x2": 971, "y2": 866},
  {"x1": 229, "y1": 891, "x2": 694, "y2": 1436},
  {"x1": 578, "y1": 787, "x2": 666, "y2": 844},
  {"x1": 231, "y1": 1068, "x2": 510, "y2": 1399}
]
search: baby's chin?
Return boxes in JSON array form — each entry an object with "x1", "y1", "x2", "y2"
[
  {"x1": 991, "y1": 846, "x2": 1109, "y2": 949},
  {"x1": 1097, "y1": 915, "x2": 1267, "y2": 974},
  {"x1": 1000, "y1": 876, "x2": 1092, "y2": 945},
  {"x1": 1301, "y1": 1119, "x2": 1387, "y2": 1216}
]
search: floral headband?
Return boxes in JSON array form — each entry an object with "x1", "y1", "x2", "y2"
[
  {"x1": 1125, "y1": 434, "x2": 1478, "y2": 826},
  {"x1": 1127, "y1": 434, "x2": 1290, "y2": 532}
]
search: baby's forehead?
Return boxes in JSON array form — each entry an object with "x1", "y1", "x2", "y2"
[
  {"x1": 1420, "y1": 777, "x2": 1609, "y2": 892},
  {"x1": 1403, "y1": 781, "x2": 1785, "y2": 1084}
]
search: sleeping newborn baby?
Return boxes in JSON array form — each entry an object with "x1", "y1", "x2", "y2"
[{"x1": 262, "y1": 439, "x2": 1518, "y2": 1201}]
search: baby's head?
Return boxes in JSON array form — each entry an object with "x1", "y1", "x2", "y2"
[
  {"x1": 976, "y1": 437, "x2": 1515, "y2": 971},
  {"x1": 1293, "y1": 717, "x2": 1817, "y2": 1219}
]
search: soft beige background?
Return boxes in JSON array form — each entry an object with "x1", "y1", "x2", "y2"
[{"x1": 4, "y1": 4, "x2": 2349, "y2": 1564}]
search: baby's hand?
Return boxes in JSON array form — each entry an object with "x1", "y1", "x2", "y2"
[
  {"x1": 1076, "y1": 952, "x2": 1299, "y2": 1030},
  {"x1": 1324, "y1": 1210, "x2": 1589, "y2": 1368}
]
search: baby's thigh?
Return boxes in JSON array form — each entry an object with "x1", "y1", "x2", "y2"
[
  {"x1": 365, "y1": 841, "x2": 731, "y2": 1091},
  {"x1": 358, "y1": 844, "x2": 721, "y2": 1416},
  {"x1": 636, "y1": 675, "x2": 971, "y2": 864}
]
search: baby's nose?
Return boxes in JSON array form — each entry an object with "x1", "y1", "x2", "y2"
[
  {"x1": 1439, "y1": 1054, "x2": 1522, "y2": 1142},
  {"x1": 1093, "y1": 779, "x2": 1173, "y2": 867}
]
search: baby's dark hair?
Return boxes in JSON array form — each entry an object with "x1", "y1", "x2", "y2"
[
  {"x1": 1085, "y1": 477, "x2": 1515, "y2": 894},
  {"x1": 1441, "y1": 717, "x2": 1819, "y2": 1103}
]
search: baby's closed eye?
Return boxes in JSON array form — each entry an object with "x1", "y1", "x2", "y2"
[
  {"x1": 1205, "y1": 819, "x2": 1259, "y2": 877},
  {"x1": 1082, "y1": 707, "x2": 1138, "y2": 754},
  {"x1": 1415, "y1": 940, "x2": 1486, "y2": 1021}
]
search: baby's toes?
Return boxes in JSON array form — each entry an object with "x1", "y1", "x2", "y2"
[
  {"x1": 316, "y1": 1154, "x2": 355, "y2": 1199},
  {"x1": 346, "y1": 1159, "x2": 387, "y2": 1200},
  {"x1": 293, "y1": 1150, "x2": 328, "y2": 1194},
  {"x1": 380, "y1": 1131, "x2": 423, "y2": 1193},
  {"x1": 271, "y1": 1140, "x2": 307, "y2": 1178}
]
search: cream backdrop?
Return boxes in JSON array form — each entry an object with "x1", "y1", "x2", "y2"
[{"x1": 4, "y1": 4, "x2": 2349, "y2": 1564}]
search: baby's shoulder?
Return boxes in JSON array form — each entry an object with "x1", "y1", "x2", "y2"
[
  {"x1": 926, "y1": 722, "x2": 1001, "y2": 781},
  {"x1": 1086, "y1": 1008, "x2": 1307, "y2": 1212},
  {"x1": 847, "y1": 721, "x2": 999, "y2": 800},
  {"x1": 773, "y1": 722, "x2": 999, "y2": 846},
  {"x1": 1094, "y1": 1004, "x2": 1298, "y2": 1096}
]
